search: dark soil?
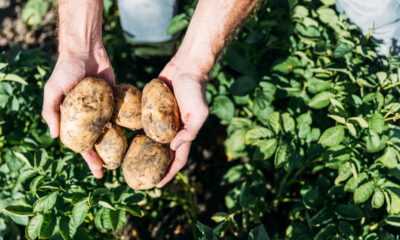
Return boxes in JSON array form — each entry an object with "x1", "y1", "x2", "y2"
[{"x1": 0, "y1": 0, "x2": 57, "y2": 53}]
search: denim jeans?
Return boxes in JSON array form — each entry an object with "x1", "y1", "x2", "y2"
[
  {"x1": 336, "y1": 0, "x2": 400, "y2": 56},
  {"x1": 118, "y1": 0, "x2": 176, "y2": 43}
]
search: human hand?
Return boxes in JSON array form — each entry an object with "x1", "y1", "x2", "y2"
[
  {"x1": 42, "y1": 43, "x2": 115, "y2": 179},
  {"x1": 156, "y1": 60, "x2": 209, "y2": 187}
]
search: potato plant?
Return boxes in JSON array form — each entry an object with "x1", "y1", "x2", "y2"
[{"x1": 193, "y1": 0, "x2": 400, "y2": 239}]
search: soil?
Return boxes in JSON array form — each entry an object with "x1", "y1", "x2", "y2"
[{"x1": 0, "y1": 0, "x2": 57, "y2": 53}]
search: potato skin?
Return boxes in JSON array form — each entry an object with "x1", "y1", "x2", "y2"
[
  {"x1": 141, "y1": 79, "x2": 180, "y2": 143},
  {"x1": 123, "y1": 135, "x2": 173, "y2": 190},
  {"x1": 60, "y1": 77, "x2": 114, "y2": 152},
  {"x1": 94, "y1": 124, "x2": 127, "y2": 169},
  {"x1": 112, "y1": 84, "x2": 143, "y2": 130}
]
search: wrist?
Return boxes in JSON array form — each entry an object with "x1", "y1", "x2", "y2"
[
  {"x1": 57, "y1": 0, "x2": 103, "y2": 56},
  {"x1": 160, "y1": 55, "x2": 211, "y2": 84}
]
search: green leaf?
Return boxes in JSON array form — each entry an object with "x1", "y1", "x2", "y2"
[
  {"x1": 104, "y1": 209, "x2": 125, "y2": 232},
  {"x1": 5, "y1": 203, "x2": 33, "y2": 216},
  {"x1": 272, "y1": 56, "x2": 303, "y2": 74},
  {"x1": 98, "y1": 200, "x2": 116, "y2": 210},
  {"x1": 282, "y1": 112, "x2": 295, "y2": 133},
  {"x1": 10, "y1": 215, "x2": 29, "y2": 225},
  {"x1": 353, "y1": 181, "x2": 375, "y2": 204},
  {"x1": 230, "y1": 76, "x2": 258, "y2": 96},
  {"x1": 196, "y1": 222, "x2": 218, "y2": 240},
  {"x1": 372, "y1": 189, "x2": 385, "y2": 209},
  {"x1": 378, "y1": 147, "x2": 398, "y2": 168},
  {"x1": 335, "y1": 204, "x2": 363, "y2": 220},
  {"x1": 59, "y1": 216, "x2": 71, "y2": 240},
  {"x1": 337, "y1": 221, "x2": 355, "y2": 237},
  {"x1": 369, "y1": 113, "x2": 385, "y2": 134},
  {"x1": 33, "y1": 192, "x2": 58, "y2": 213},
  {"x1": 245, "y1": 127, "x2": 273, "y2": 145},
  {"x1": 314, "y1": 223, "x2": 336, "y2": 240},
  {"x1": 308, "y1": 91, "x2": 334, "y2": 109},
  {"x1": 275, "y1": 143, "x2": 289, "y2": 168},
  {"x1": 365, "y1": 130, "x2": 386, "y2": 153},
  {"x1": 167, "y1": 14, "x2": 189, "y2": 35},
  {"x1": 26, "y1": 214, "x2": 44, "y2": 240},
  {"x1": 335, "y1": 162, "x2": 352, "y2": 185},
  {"x1": 268, "y1": 112, "x2": 281, "y2": 134},
  {"x1": 39, "y1": 214, "x2": 56, "y2": 239},
  {"x1": 333, "y1": 42, "x2": 353, "y2": 57},
  {"x1": 348, "y1": 117, "x2": 369, "y2": 128},
  {"x1": 248, "y1": 225, "x2": 270, "y2": 240},
  {"x1": 13, "y1": 151, "x2": 33, "y2": 168},
  {"x1": 94, "y1": 208, "x2": 107, "y2": 233},
  {"x1": 211, "y1": 212, "x2": 228, "y2": 223},
  {"x1": 344, "y1": 173, "x2": 368, "y2": 192},
  {"x1": 255, "y1": 139, "x2": 278, "y2": 159},
  {"x1": 115, "y1": 205, "x2": 143, "y2": 217},
  {"x1": 319, "y1": 126, "x2": 345, "y2": 147},
  {"x1": 225, "y1": 48, "x2": 257, "y2": 76},
  {"x1": 309, "y1": 208, "x2": 334, "y2": 226},
  {"x1": 0, "y1": 73, "x2": 27, "y2": 85},
  {"x1": 386, "y1": 215, "x2": 400, "y2": 227},
  {"x1": 307, "y1": 78, "x2": 332, "y2": 94},
  {"x1": 212, "y1": 96, "x2": 235, "y2": 122},
  {"x1": 69, "y1": 200, "x2": 89, "y2": 238}
]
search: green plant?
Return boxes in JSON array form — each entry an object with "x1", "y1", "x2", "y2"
[{"x1": 190, "y1": 0, "x2": 400, "y2": 238}]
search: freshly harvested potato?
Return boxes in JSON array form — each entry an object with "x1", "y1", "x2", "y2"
[
  {"x1": 94, "y1": 124, "x2": 127, "y2": 169},
  {"x1": 141, "y1": 79, "x2": 180, "y2": 143},
  {"x1": 60, "y1": 77, "x2": 114, "y2": 153},
  {"x1": 123, "y1": 135, "x2": 173, "y2": 190},
  {"x1": 112, "y1": 84, "x2": 143, "y2": 130}
]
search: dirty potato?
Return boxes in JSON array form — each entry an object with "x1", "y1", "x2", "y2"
[
  {"x1": 60, "y1": 77, "x2": 114, "y2": 152},
  {"x1": 141, "y1": 79, "x2": 180, "y2": 143},
  {"x1": 112, "y1": 84, "x2": 142, "y2": 130},
  {"x1": 94, "y1": 124, "x2": 127, "y2": 169},
  {"x1": 123, "y1": 135, "x2": 173, "y2": 190}
]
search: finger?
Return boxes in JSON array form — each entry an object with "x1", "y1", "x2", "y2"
[
  {"x1": 81, "y1": 150, "x2": 104, "y2": 179},
  {"x1": 156, "y1": 142, "x2": 191, "y2": 188},
  {"x1": 170, "y1": 110, "x2": 208, "y2": 151},
  {"x1": 42, "y1": 81, "x2": 64, "y2": 138}
]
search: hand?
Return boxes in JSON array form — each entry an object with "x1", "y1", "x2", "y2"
[
  {"x1": 156, "y1": 60, "x2": 209, "y2": 187},
  {"x1": 41, "y1": 43, "x2": 114, "y2": 178}
]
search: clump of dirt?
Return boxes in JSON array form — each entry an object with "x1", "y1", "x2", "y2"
[{"x1": 0, "y1": 0, "x2": 57, "y2": 54}]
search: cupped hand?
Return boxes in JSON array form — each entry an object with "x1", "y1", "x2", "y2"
[
  {"x1": 41, "y1": 44, "x2": 114, "y2": 179},
  {"x1": 156, "y1": 60, "x2": 209, "y2": 187}
]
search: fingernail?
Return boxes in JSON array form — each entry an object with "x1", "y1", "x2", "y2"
[
  {"x1": 49, "y1": 126, "x2": 57, "y2": 138},
  {"x1": 92, "y1": 168, "x2": 103, "y2": 179},
  {"x1": 171, "y1": 141, "x2": 183, "y2": 151}
]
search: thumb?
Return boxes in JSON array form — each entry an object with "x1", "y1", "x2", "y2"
[{"x1": 42, "y1": 81, "x2": 64, "y2": 138}]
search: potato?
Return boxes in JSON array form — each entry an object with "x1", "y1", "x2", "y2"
[
  {"x1": 60, "y1": 77, "x2": 114, "y2": 153},
  {"x1": 141, "y1": 79, "x2": 180, "y2": 143},
  {"x1": 123, "y1": 135, "x2": 173, "y2": 190},
  {"x1": 112, "y1": 84, "x2": 143, "y2": 130},
  {"x1": 94, "y1": 124, "x2": 127, "y2": 169}
]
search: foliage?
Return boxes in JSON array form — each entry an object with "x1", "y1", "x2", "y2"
[
  {"x1": 2, "y1": 0, "x2": 400, "y2": 239},
  {"x1": 191, "y1": 0, "x2": 400, "y2": 238}
]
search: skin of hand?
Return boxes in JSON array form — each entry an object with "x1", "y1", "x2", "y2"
[
  {"x1": 156, "y1": 0, "x2": 259, "y2": 187},
  {"x1": 41, "y1": 0, "x2": 113, "y2": 178}
]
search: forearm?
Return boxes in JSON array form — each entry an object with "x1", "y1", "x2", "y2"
[
  {"x1": 173, "y1": 0, "x2": 259, "y2": 78},
  {"x1": 58, "y1": 0, "x2": 103, "y2": 56}
]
